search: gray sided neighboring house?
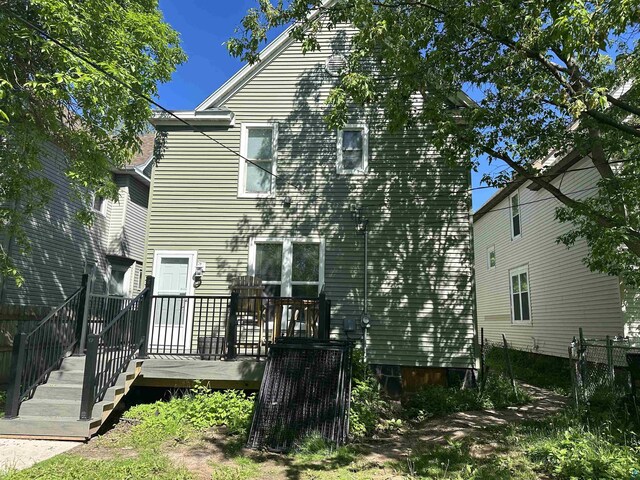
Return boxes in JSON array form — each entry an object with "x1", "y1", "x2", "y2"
[
  {"x1": 474, "y1": 154, "x2": 640, "y2": 358},
  {"x1": 0, "y1": 137, "x2": 153, "y2": 310},
  {"x1": 146, "y1": 25, "x2": 476, "y2": 379}
]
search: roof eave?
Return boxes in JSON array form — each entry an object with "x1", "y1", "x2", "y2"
[{"x1": 150, "y1": 110, "x2": 236, "y2": 127}]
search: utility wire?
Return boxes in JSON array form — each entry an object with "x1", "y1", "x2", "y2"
[
  {"x1": 479, "y1": 186, "x2": 599, "y2": 214},
  {"x1": 5, "y1": 6, "x2": 638, "y2": 199},
  {"x1": 470, "y1": 158, "x2": 635, "y2": 191},
  {"x1": 1, "y1": 6, "x2": 304, "y2": 193}
]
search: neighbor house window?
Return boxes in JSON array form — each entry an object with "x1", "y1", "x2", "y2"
[
  {"x1": 487, "y1": 245, "x2": 496, "y2": 270},
  {"x1": 239, "y1": 123, "x2": 278, "y2": 197},
  {"x1": 510, "y1": 191, "x2": 521, "y2": 239},
  {"x1": 337, "y1": 125, "x2": 368, "y2": 174},
  {"x1": 108, "y1": 265, "x2": 128, "y2": 296},
  {"x1": 250, "y1": 238, "x2": 324, "y2": 297},
  {"x1": 92, "y1": 194, "x2": 106, "y2": 215},
  {"x1": 510, "y1": 265, "x2": 530, "y2": 322}
]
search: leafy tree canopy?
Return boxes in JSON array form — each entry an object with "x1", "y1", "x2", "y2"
[
  {"x1": 230, "y1": 0, "x2": 640, "y2": 286},
  {"x1": 0, "y1": 0, "x2": 185, "y2": 285}
]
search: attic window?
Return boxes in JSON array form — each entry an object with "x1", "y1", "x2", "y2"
[{"x1": 325, "y1": 54, "x2": 347, "y2": 76}]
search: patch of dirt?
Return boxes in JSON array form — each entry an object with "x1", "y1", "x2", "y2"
[
  {"x1": 73, "y1": 420, "x2": 139, "y2": 461},
  {"x1": 360, "y1": 383, "x2": 567, "y2": 465}
]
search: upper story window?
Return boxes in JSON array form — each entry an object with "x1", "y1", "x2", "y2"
[
  {"x1": 510, "y1": 191, "x2": 521, "y2": 239},
  {"x1": 337, "y1": 125, "x2": 368, "y2": 174},
  {"x1": 487, "y1": 245, "x2": 496, "y2": 270},
  {"x1": 92, "y1": 194, "x2": 106, "y2": 215},
  {"x1": 510, "y1": 265, "x2": 530, "y2": 322},
  {"x1": 239, "y1": 123, "x2": 278, "y2": 197}
]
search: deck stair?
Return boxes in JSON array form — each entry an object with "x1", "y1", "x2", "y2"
[{"x1": 0, "y1": 355, "x2": 143, "y2": 440}]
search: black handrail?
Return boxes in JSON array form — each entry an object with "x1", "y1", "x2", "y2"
[
  {"x1": 4, "y1": 278, "x2": 87, "y2": 418},
  {"x1": 79, "y1": 277, "x2": 154, "y2": 420}
]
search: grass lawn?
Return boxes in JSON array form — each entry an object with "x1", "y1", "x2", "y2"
[{"x1": 1, "y1": 365, "x2": 638, "y2": 479}]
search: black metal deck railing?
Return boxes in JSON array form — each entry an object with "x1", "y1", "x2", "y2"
[
  {"x1": 87, "y1": 294, "x2": 133, "y2": 335},
  {"x1": 79, "y1": 277, "x2": 154, "y2": 420},
  {"x1": 148, "y1": 293, "x2": 331, "y2": 360},
  {"x1": 4, "y1": 275, "x2": 89, "y2": 418}
]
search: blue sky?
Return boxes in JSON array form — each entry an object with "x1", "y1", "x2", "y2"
[{"x1": 156, "y1": 1, "x2": 498, "y2": 210}]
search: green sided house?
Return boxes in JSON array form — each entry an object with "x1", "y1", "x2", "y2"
[{"x1": 145, "y1": 23, "x2": 476, "y2": 392}]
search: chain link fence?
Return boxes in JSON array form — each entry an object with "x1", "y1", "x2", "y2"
[{"x1": 569, "y1": 329, "x2": 640, "y2": 406}]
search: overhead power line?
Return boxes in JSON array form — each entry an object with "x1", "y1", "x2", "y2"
[
  {"x1": 480, "y1": 186, "x2": 599, "y2": 214},
  {"x1": 1, "y1": 6, "x2": 303, "y2": 193}
]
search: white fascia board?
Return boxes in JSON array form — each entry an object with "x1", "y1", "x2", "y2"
[
  {"x1": 195, "y1": 0, "x2": 340, "y2": 111},
  {"x1": 150, "y1": 109, "x2": 236, "y2": 127}
]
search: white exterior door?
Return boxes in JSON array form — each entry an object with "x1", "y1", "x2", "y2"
[{"x1": 152, "y1": 252, "x2": 196, "y2": 353}]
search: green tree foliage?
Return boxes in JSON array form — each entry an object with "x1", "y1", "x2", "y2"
[
  {"x1": 0, "y1": 0, "x2": 185, "y2": 284},
  {"x1": 229, "y1": 0, "x2": 640, "y2": 285}
]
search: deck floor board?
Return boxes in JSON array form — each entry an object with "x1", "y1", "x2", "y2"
[{"x1": 135, "y1": 357, "x2": 265, "y2": 389}]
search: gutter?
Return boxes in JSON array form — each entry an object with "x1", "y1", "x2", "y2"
[{"x1": 150, "y1": 109, "x2": 235, "y2": 128}]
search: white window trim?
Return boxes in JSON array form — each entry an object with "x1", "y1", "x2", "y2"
[
  {"x1": 510, "y1": 190, "x2": 521, "y2": 240},
  {"x1": 151, "y1": 250, "x2": 198, "y2": 296},
  {"x1": 248, "y1": 237, "x2": 325, "y2": 297},
  {"x1": 238, "y1": 122, "x2": 278, "y2": 198},
  {"x1": 487, "y1": 244, "x2": 496, "y2": 270},
  {"x1": 91, "y1": 193, "x2": 107, "y2": 216},
  {"x1": 509, "y1": 265, "x2": 531, "y2": 324},
  {"x1": 108, "y1": 263, "x2": 131, "y2": 297},
  {"x1": 337, "y1": 124, "x2": 369, "y2": 175}
]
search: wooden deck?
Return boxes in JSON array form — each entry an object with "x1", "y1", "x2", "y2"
[{"x1": 134, "y1": 357, "x2": 265, "y2": 389}]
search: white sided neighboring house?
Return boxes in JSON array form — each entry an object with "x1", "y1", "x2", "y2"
[
  {"x1": 474, "y1": 152, "x2": 640, "y2": 358},
  {"x1": 0, "y1": 134, "x2": 155, "y2": 310}
]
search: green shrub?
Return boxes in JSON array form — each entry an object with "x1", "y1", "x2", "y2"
[
  {"x1": 486, "y1": 347, "x2": 571, "y2": 394},
  {"x1": 529, "y1": 428, "x2": 640, "y2": 479},
  {"x1": 350, "y1": 377, "x2": 393, "y2": 438},
  {"x1": 123, "y1": 385, "x2": 255, "y2": 446},
  {"x1": 403, "y1": 374, "x2": 530, "y2": 422}
]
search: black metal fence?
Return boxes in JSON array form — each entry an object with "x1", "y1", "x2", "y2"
[
  {"x1": 4, "y1": 278, "x2": 88, "y2": 418},
  {"x1": 570, "y1": 329, "x2": 640, "y2": 405},
  {"x1": 148, "y1": 293, "x2": 330, "y2": 361},
  {"x1": 87, "y1": 295, "x2": 133, "y2": 335},
  {"x1": 79, "y1": 278, "x2": 154, "y2": 420}
]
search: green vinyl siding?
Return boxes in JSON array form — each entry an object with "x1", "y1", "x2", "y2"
[{"x1": 145, "y1": 27, "x2": 474, "y2": 368}]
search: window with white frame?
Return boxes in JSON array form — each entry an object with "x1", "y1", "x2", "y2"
[
  {"x1": 92, "y1": 194, "x2": 106, "y2": 215},
  {"x1": 510, "y1": 265, "x2": 530, "y2": 322},
  {"x1": 510, "y1": 191, "x2": 521, "y2": 239},
  {"x1": 239, "y1": 123, "x2": 278, "y2": 197},
  {"x1": 108, "y1": 265, "x2": 129, "y2": 296},
  {"x1": 337, "y1": 125, "x2": 368, "y2": 174},
  {"x1": 250, "y1": 238, "x2": 324, "y2": 297},
  {"x1": 487, "y1": 245, "x2": 496, "y2": 270}
]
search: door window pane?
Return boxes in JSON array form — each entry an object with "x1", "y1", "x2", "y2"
[
  {"x1": 292, "y1": 243, "x2": 319, "y2": 282},
  {"x1": 247, "y1": 128, "x2": 273, "y2": 160},
  {"x1": 256, "y1": 243, "x2": 282, "y2": 282}
]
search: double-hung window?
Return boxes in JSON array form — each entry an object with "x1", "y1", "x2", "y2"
[
  {"x1": 250, "y1": 238, "x2": 324, "y2": 297},
  {"x1": 487, "y1": 245, "x2": 496, "y2": 270},
  {"x1": 239, "y1": 123, "x2": 278, "y2": 197},
  {"x1": 510, "y1": 265, "x2": 530, "y2": 322},
  {"x1": 510, "y1": 191, "x2": 521, "y2": 239},
  {"x1": 337, "y1": 125, "x2": 368, "y2": 174},
  {"x1": 92, "y1": 194, "x2": 106, "y2": 215}
]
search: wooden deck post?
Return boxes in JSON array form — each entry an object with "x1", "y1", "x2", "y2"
[
  {"x1": 4, "y1": 332, "x2": 27, "y2": 419},
  {"x1": 79, "y1": 334, "x2": 99, "y2": 420},
  {"x1": 138, "y1": 276, "x2": 155, "y2": 359},
  {"x1": 226, "y1": 292, "x2": 239, "y2": 360}
]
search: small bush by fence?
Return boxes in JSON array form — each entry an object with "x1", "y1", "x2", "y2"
[{"x1": 569, "y1": 330, "x2": 640, "y2": 407}]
